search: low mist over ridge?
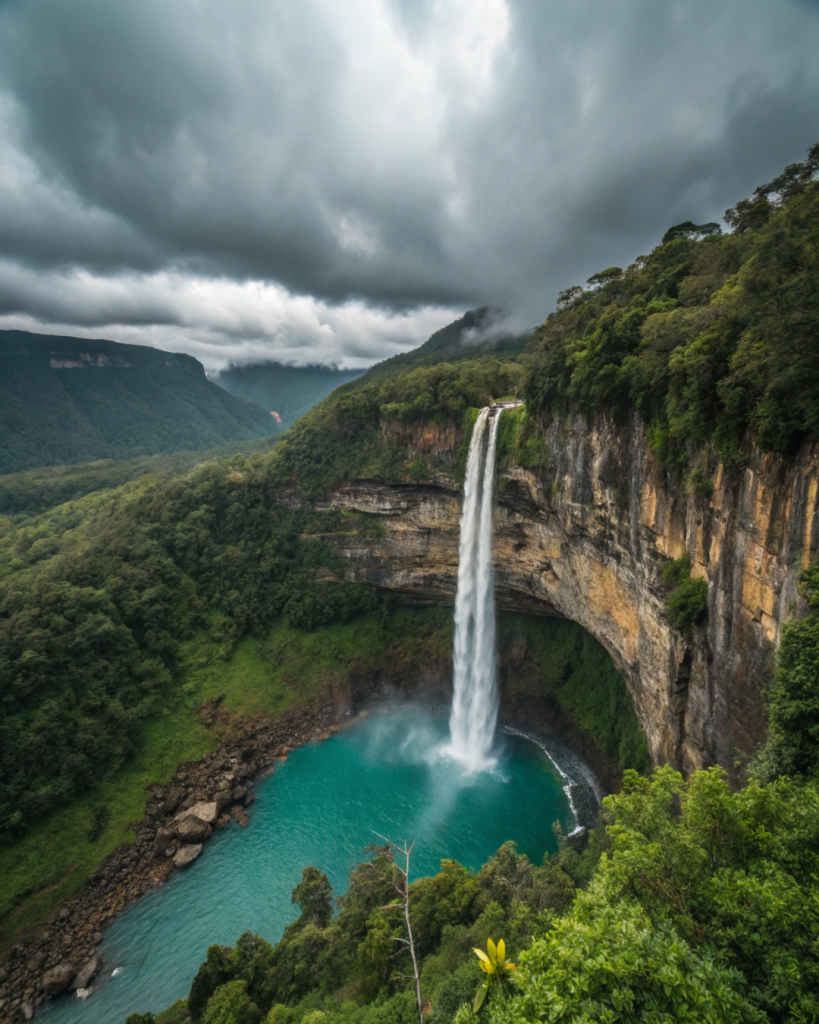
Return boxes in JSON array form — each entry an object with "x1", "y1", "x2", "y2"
[{"x1": 213, "y1": 362, "x2": 366, "y2": 429}]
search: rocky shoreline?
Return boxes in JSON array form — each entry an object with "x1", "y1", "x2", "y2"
[{"x1": 0, "y1": 695, "x2": 366, "y2": 1024}]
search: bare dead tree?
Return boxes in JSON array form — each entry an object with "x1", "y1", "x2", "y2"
[{"x1": 373, "y1": 833, "x2": 423, "y2": 1024}]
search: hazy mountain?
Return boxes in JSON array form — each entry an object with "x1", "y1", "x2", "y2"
[
  {"x1": 0, "y1": 331, "x2": 277, "y2": 474},
  {"x1": 213, "y1": 361, "x2": 366, "y2": 427}
]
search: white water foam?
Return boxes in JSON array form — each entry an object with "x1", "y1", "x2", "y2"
[
  {"x1": 500, "y1": 724, "x2": 604, "y2": 832},
  {"x1": 447, "y1": 407, "x2": 504, "y2": 770}
]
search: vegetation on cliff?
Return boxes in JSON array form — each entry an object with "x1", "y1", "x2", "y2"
[
  {"x1": 752, "y1": 558, "x2": 819, "y2": 783},
  {"x1": 524, "y1": 142, "x2": 819, "y2": 468}
]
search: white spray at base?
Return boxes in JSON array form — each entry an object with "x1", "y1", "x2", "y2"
[{"x1": 447, "y1": 406, "x2": 504, "y2": 770}]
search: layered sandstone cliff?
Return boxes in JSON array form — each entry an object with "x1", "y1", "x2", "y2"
[{"x1": 313, "y1": 412, "x2": 819, "y2": 775}]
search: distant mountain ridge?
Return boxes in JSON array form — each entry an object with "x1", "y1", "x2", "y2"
[
  {"x1": 213, "y1": 361, "x2": 365, "y2": 426},
  {"x1": 346, "y1": 307, "x2": 532, "y2": 389},
  {"x1": 0, "y1": 330, "x2": 277, "y2": 474}
]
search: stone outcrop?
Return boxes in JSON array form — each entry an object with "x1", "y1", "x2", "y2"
[
  {"x1": 317, "y1": 411, "x2": 819, "y2": 776},
  {"x1": 173, "y1": 844, "x2": 203, "y2": 868},
  {"x1": 40, "y1": 964, "x2": 73, "y2": 997},
  {"x1": 175, "y1": 816, "x2": 212, "y2": 844}
]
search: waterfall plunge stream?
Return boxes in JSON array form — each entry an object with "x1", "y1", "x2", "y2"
[{"x1": 448, "y1": 406, "x2": 505, "y2": 769}]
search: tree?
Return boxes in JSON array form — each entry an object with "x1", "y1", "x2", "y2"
[
  {"x1": 371, "y1": 835, "x2": 423, "y2": 1024},
  {"x1": 586, "y1": 267, "x2": 623, "y2": 288},
  {"x1": 291, "y1": 866, "x2": 334, "y2": 928},
  {"x1": 556, "y1": 285, "x2": 582, "y2": 307},
  {"x1": 661, "y1": 221, "x2": 721, "y2": 244}
]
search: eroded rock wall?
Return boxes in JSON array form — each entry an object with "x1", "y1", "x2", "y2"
[{"x1": 315, "y1": 412, "x2": 819, "y2": 775}]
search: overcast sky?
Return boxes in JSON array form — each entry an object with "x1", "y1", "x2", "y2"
[{"x1": 0, "y1": 0, "x2": 816, "y2": 370}]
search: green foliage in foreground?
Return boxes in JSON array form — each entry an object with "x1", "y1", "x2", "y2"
[
  {"x1": 138, "y1": 763, "x2": 819, "y2": 1024},
  {"x1": 525, "y1": 142, "x2": 819, "y2": 467}
]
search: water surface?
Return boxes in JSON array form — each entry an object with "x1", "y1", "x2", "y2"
[{"x1": 41, "y1": 710, "x2": 572, "y2": 1023}]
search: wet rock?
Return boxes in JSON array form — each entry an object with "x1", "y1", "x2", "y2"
[
  {"x1": 175, "y1": 816, "x2": 212, "y2": 844},
  {"x1": 232, "y1": 785, "x2": 248, "y2": 805},
  {"x1": 216, "y1": 813, "x2": 231, "y2": 828},
  {"x1": 41, "y1": 962, "x2": 75, "y2": 996},
  {"x1": 229, "y1": 805, "x2": 249, "y2": 828},
  {"x1": 173, "y1": 844, "x2": 203, "y2": 868},
  {"x1": 91, "y1": 933, "x2": 103, "y2": 946},
  {"x1": 243, "y1": 791, "x2": 255, "y2": 808},
  {"x1": 71, "y1": 956, "x2": 100, "y2": 991}
]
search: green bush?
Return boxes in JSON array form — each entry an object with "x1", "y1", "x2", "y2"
[{"x1": 661, "y1": 555, "x2": 708, "y2": 631}]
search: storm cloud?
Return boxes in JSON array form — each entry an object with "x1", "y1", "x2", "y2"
[{"x1": 0, "y1": 0, "x2": 816, "y2": 367}]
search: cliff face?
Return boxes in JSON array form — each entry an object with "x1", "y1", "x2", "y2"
[{"x1": 316, "y1": 413, "x2": 819, "y2": 775}]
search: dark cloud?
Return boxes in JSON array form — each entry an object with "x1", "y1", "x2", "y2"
[{"x1": 0, "y1": 0, "x2": 816, "y2": 365}]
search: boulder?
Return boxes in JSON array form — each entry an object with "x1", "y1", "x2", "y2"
[
  {"x1": 26, "y1": 954, "x2": 46, "y2": 974},
  {"x1": 161, "y1": 794, "x2": 181, "y2": 814},
  {"x1": 232, "y1": 785, "x2": 248, "y2": 805},
  {"x1": 21, "y1": 1000, "x2": 34, "y2": 1021},
  {"x1": 41, "y1": 962, "x2": 75, "y2": 996},
  {"x1": 175, "y1": 816, "x2": 212, "y2": 844},
  {"x1": 153, "y1": 824, "x2": 176, "y2": 857},
  {"x1": 179, "y1": 794, "x2": 197, "y2": 812},
  {"x1": 243, "y1": 791, "x2": 256, "y2": 808},
  {"x1": 91, "y1": 933, "x2": 104, "y2": 946},
  {"x1": 71, "y1": 956, "x2": 100, "y2": 991},
  {"x1": 0, "y1": 966, "x2": 7, "y2": 983},
  {"x1": 213, "y1": 789, "x2": 233, "y2": 814},
  {"x1": 173, "y1": 844, "x2": 203, "y2": 869},
  {"x1": 175, "y1": 801, "x2": 218, "y2": 825}
]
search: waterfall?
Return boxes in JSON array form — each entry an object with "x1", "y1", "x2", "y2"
[{"x1": 448, "y1": 406, "x2": 504, "y2": 769}]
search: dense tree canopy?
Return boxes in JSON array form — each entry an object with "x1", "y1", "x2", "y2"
[{"x1": 525, "y1": 142, "x2": 819, "y2": 467}]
